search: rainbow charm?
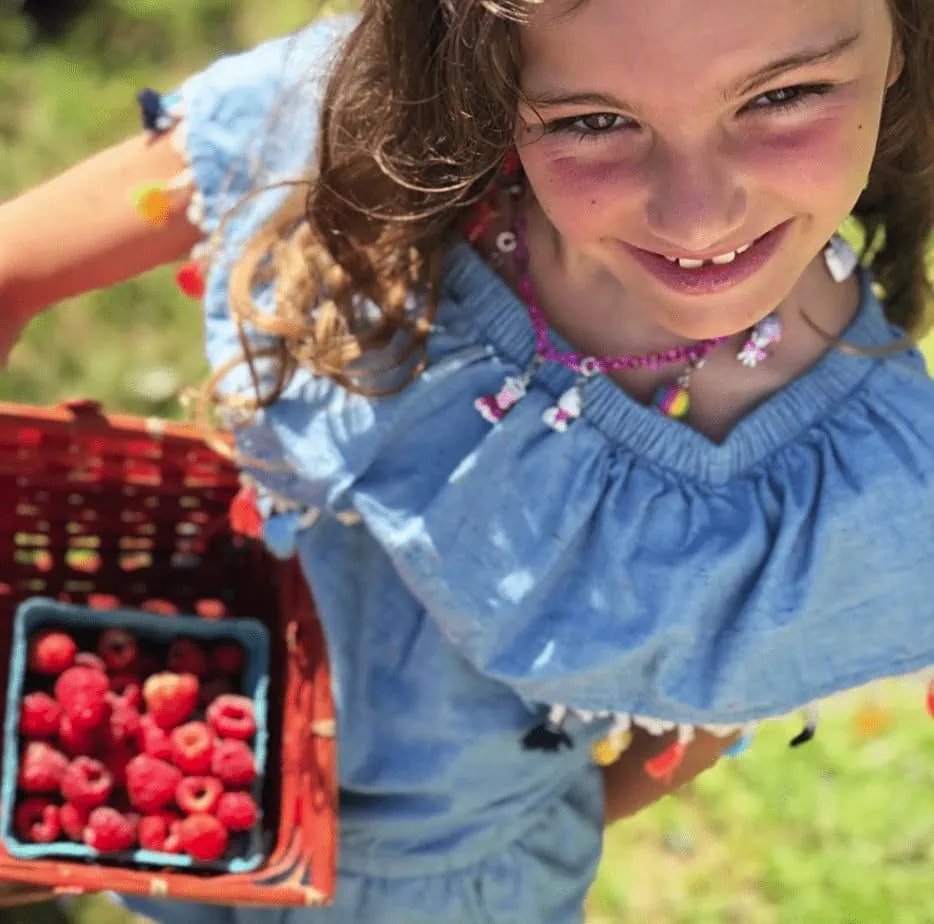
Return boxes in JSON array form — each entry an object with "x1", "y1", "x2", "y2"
[{"x1": 654, "y1": 383, "x2": 691, "y2": 419}]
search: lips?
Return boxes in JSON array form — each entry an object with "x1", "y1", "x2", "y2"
[{"x1": 621, "y1": 220, "x2": 793, "y2": 296}]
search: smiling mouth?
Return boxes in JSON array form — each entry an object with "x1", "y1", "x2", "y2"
[
  {"x1": 622, "y1": 220, "x2": 793, "y2": 296},
  {"x1": 657, "y1": 239, "x2": 759, "y2": 269}
]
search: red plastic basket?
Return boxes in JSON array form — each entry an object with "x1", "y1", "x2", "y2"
[{"x1": 0, "y1": 399, "x2": 337, "y2": 908}]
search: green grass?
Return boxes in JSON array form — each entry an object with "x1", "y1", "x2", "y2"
[{"x1": 3, "y1": 3, "x2": 934, "y2": 923}]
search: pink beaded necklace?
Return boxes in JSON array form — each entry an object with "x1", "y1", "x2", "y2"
[{"x1": 472, "y1": 172, "x2": 784, "y2": 430}]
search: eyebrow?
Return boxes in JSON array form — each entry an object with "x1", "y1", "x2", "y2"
[{"x1": 525, "y1": 31, "x2": 862, "y2": 112}]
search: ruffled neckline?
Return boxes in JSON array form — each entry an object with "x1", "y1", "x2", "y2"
[{"x1": 442, "y1": 238, "x2": 900, "y2": 484}]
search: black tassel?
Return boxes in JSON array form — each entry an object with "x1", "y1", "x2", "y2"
[
  {"x1": 521, "y1": 721, "x2": 574, "y2": 752},
  {"x1": 138, "y1": 88, "x2": 169, "y2": 133},
  {"x1": 788, "y1": 723, "x2": 817, "y2": 748}
]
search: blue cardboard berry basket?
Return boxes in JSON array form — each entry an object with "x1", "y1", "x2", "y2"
[{"x1": 1, "y1": 597, "x2": 270, "y2": 873}]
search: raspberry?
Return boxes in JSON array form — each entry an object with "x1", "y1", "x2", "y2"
[
  {"x1": 216, "y1": 792, "x2": 259, "y2": 833},
  {"x1": 210, "y1": 739, "x2": 256, "y2": 788},
  {"x1": 105, "y1": 696, "x2": 141, "y2": 748},
  {"x1": 109, "y1": 677, "x2": 142, "y2": 708},
  {"x1": 61, "y1": 757, "x2": 114, "y2": 808},
  {"x1": 59, "y1": 713, "x2": 102, "y2": 757},
  {"x1": 60, "y1": 802, "x2": 90, "y2": 841},
  {"x1": 18, "y1": 742, "x2": 68, "y2": 793},
  {"x1": 177, "y1": 814, "x2": 229, "y2": 863},
  {"x1": 74, "y1": 652, "x2": 107, "y2": 673},
  {"x1": 143, "y1": 673, "x2": 199, "y2": 730},
  {"x1": 210, "y1": 641, "x2": 245, "y2": 676},
  {"x1": 55, "y1": 666, "x2": 110, "y2": 731},
  {"x1": 126, "y1": 754, "x2": 183, "y2": 813},
  {"x1": 171, "y1": 722, "x2": 214, "y2": 775},
  {"x1": 20, "y1": 692, "x2": 62, "y2": 738},
  {"x1": 97, "y1": 629, "x2": 138, "y2": 672},
  {"x1": 28, "y1": 631, "x2": 77, "y2": 676},
  {"x1": 138, "y1": 812, "x2": 182, "y2": 852},
  {"x1": 83, "y1": 807, "x2": 136, "y2": 853},
  {"x1": 167, "y1": 639, "x2": 209, "y2": 678},
  {"x1": 175, "y1": 776, "x2": 223, "y2": 815},
  {"x1": 136, "y1": 714, "x2": 173, "y2": 761},
  {"x1": 206, "y1": 695, "x2": 256, "y2": 741},
  {"x1": 14, "y1": 798, "x2": 61, "y2": 843}
]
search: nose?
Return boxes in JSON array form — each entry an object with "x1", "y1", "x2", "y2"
[{"x1": 644, "y1": 139, "x2": 748, "y2": 254}]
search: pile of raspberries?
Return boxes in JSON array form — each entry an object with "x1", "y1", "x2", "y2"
[{"x1": 14, "y1": 626, "x2": 261, "y2": 864}]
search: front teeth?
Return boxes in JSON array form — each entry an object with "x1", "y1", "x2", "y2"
[{"x1": 664, "y1": 241, "x2": 753, "y2": 269}]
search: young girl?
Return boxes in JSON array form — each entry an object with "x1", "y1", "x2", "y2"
[{"x1": 2, "y1": 1, "x2": 934, "y2": 921}]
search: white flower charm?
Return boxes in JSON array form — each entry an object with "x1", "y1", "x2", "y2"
[{"x1": 543, "y1": 385, "x2": 583, "y2": 432}]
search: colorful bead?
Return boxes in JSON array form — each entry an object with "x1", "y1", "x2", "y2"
[
  {"x1": 724, "y1": 733, "x2": 753, "y2": 757},
  {"x1": 135, "y1": 185, "x2": 173, "y2": 227},
  {"x1": 591, "y1": 729, "x2": 633, "y2": 767},
  {"x1": 229, "y1": 485, "x2": 263, "y2": 540},
  {"x1": 175, "y1": 259, "x2": 206, "y2": 300},
  {"x1": 644, "y1": 740, "x2": 687, "y2": 783},
  {"x1": 853, "y1": 701, "x2": 891, "y2": 739},
  {"x1": 654, "y1": 384, "x2": 691, "y2": 418}
]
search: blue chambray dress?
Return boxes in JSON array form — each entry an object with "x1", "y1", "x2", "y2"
[{"x1": 121, "y1": 16, "x2": 934, "y2": 924}]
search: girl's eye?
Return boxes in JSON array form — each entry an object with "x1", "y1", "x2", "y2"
[
  {"x1": 746, "y1": 83, "x2": 834, "y2": 114},
  {"x1": 543, "y1": 112, "x2": 632, "y2": 140}
]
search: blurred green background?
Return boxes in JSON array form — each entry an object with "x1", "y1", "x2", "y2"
[{"x1": 1, "y1": 2, "x2": 934, "y2": 923}]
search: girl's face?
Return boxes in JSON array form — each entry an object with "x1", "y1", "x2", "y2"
[{"x1": 517, "y1": 0, "x2": 903, "y2": 340}]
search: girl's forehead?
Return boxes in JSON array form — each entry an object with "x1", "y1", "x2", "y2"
[{"x1": 521, "y1": 0, "x2": 885, "y2": 91}]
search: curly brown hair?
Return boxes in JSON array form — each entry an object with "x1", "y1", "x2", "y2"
[{"x1": 199, "y1": 0, "x2": 934, "y2": 431}]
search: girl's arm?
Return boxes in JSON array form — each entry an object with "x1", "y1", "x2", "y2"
[
  {"x1": 0, "y1": 129, "x2": 201, "y2": 362},
  {"x1": 602, "y1": 728, "x2": 737, "y2": 825}
]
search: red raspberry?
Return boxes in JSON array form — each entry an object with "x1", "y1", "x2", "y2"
[
  {"x1": 18, "y1": 742, "x2": 68, "y2": 793},
  {"x1": 61, "y1": 757, "x2": 114, "y2": 808},
  {"x1": 175, "y1": 776, "x2": 223, "y2": 815},
  {"x1": 28, "y1": 631, "x2": 77, "y2": 676},
  {"x1": 55, "y1": 666, "x2": 110, "y2": 731},
  {"x1": 216, "y1": 792, "x2": 259, "y2": 833},
  {"x1": 14, "y1": 798, "x2": 61, "y2": 843},
  {"x1": 97, "y1": 629, "x2": 138, "y2": 672},
  {"x1": 136, "y1": 714, "x2": 173, "y2": 761},
  {"x1": 138, "y1": 812, "x2": 182, "y2": 852},
  {"x1": 143, "y1": 673, "x2": 199, "y2": 730},
  {"x1": 171, "y1": 722, "x2": 214, "y2": 775},
  {"x1": 177, "y1": 814, "x2": 229, "y2": 863},
  {"x1": 109, "y1": 677, "x2": 142, "y2": 708},
  {"x1": 83, "y1": 807, "x2": 136, "y2": 852},
  {"x1": 74, "y1": 652, "x2": 107, "y2": 673},
  {"x1": 20, "y1": 692, "x2": 62, "y2": 738},
  {"x1": 59, "y1": 713, "x2": 102, "y2": 757},
  {"x1": 199, "y1": 676, "x2": 235, "y2": 709},
  {"x1": 60, "y1": 802, "x2": 90, "y2": 841},
  {"x1": 126, "y1": 754, "x2": 183, "y2": 813},
  {"x1": 210, "y1": 739, "x2": 256, "y2": 788},
  {"x1": 167, "y1": 639, "x2": 209, "y2": 678},
  {"x1": 206, "y1": 695, "x2": 256, "y2": 741},
  {"x1": 101, "y1": 742, "x2": 135, "y2": 788},
  {"x1": 105, "y1": 696, "x2": 141, "y2": 748},
  {"x1": 210, "y1": 642, "x2": 245, "y2": 676}
]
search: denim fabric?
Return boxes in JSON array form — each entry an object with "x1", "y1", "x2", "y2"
[{"x1": 128, "y1": 16, "x2": 934, "y2": 924}]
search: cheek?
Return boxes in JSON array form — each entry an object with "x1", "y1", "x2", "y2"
[
  {"x1": 520, "y1": 139, "x2": 641, "y2": 237},
  {"x1": 752, "y1": 115, "x2": 871, "y2": 206}
]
